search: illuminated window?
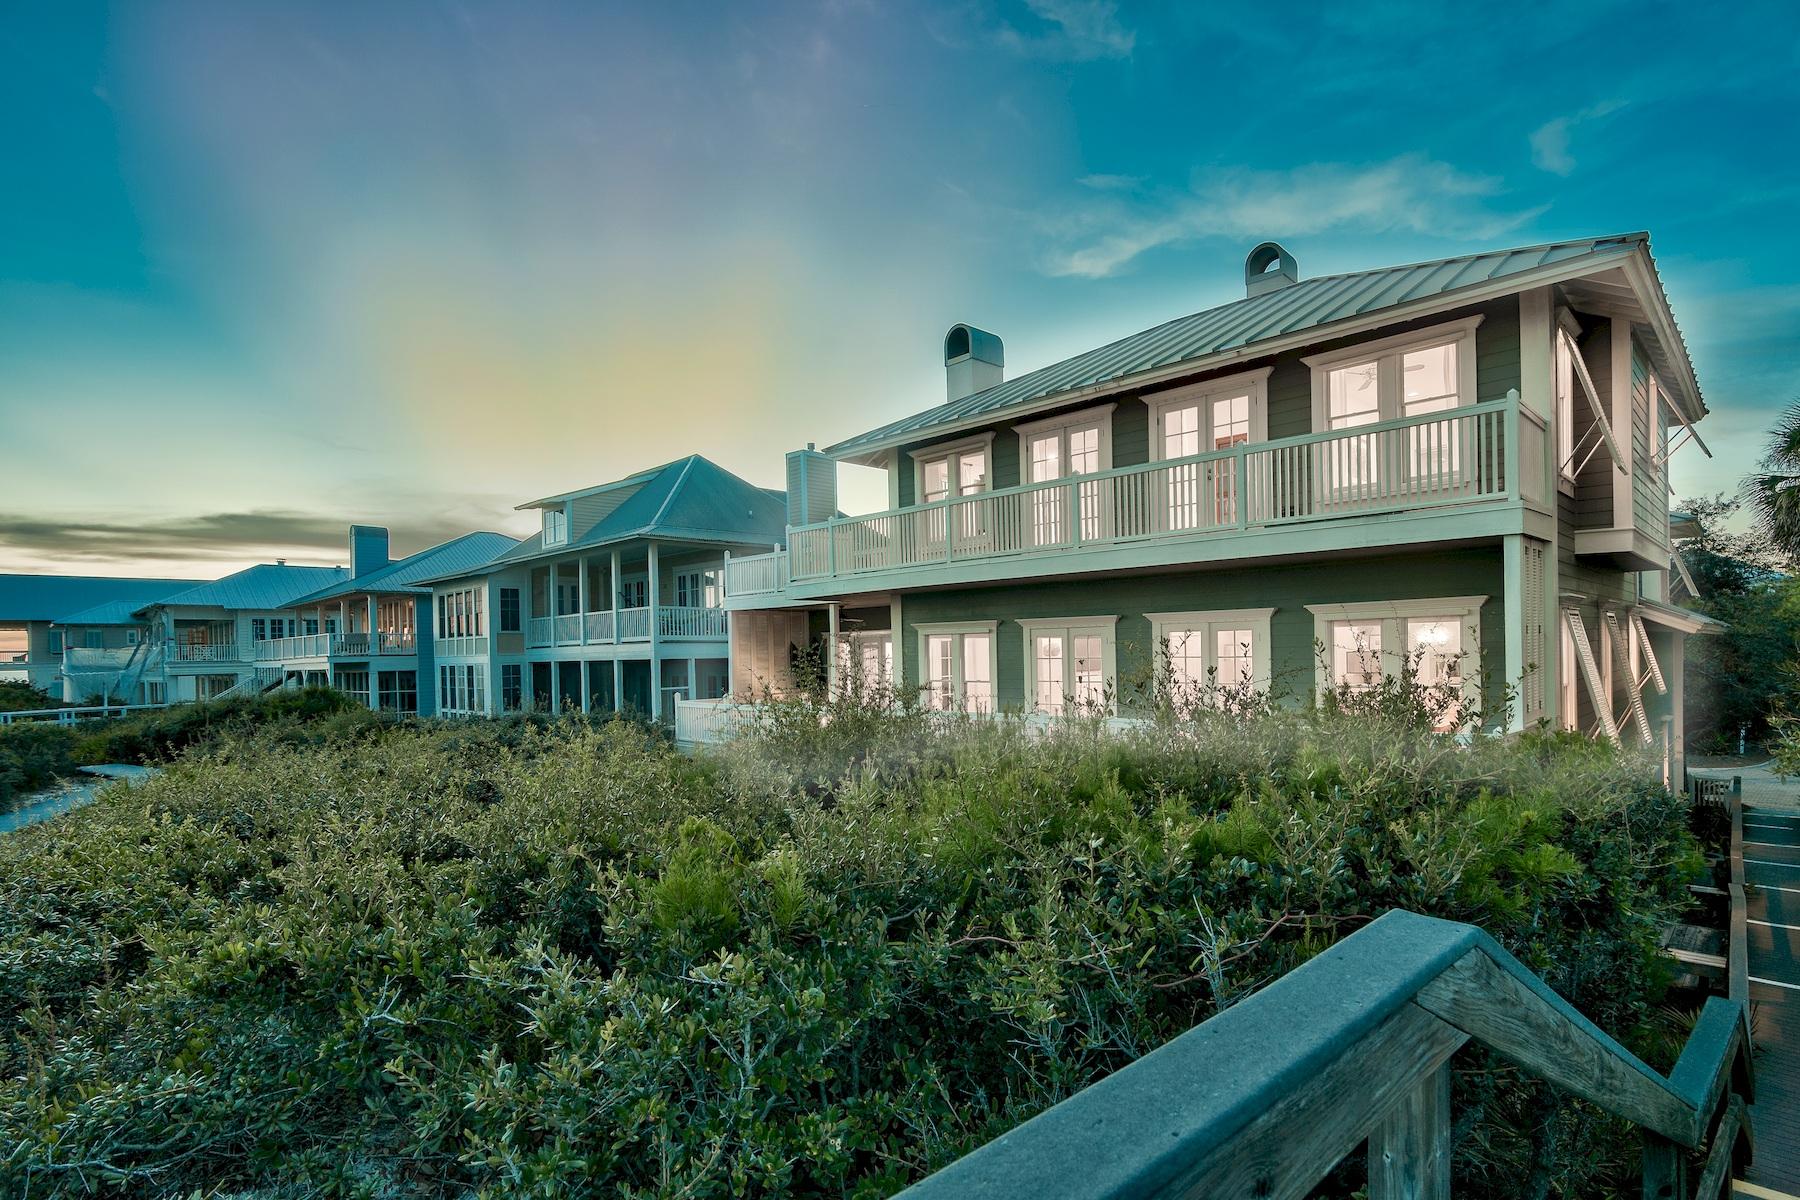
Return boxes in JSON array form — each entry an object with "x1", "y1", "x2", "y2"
[
  {"x1": 916, "y1": 623, "x2": 997, "y2": 713},
  {"x1": 1018, "y1": 617, "x2": 1118, "y2": 715},
  {"x1": 1306, "y1": 598, "x2": 1486, "y2": 730},
  {"x1": 1146, "y1": 371, "x2": 1269, "y2": 531}
]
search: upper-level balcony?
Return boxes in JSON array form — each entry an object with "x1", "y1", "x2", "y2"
[
  {"x1": 728, "y1": 394, "x2": 1550, "y2": 604},
  {"x1": 525, "y1": 604, "x2": 728, "y2": 649},
  {"x1": 170, "y1": 641, "x2": 245, "y2": 663},
  {"x1": 252, "y1": 631, "x2": 417, "y2": 662}
]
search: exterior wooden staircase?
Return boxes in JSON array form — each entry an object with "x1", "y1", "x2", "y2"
[{"x1": 895, "y1": 907, "x2": 1758, "y2": 1199}]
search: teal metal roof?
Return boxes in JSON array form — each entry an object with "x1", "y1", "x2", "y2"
[
  {"x1": 467, "y1": 456, "x2": 788, "y2": 575},
  {"x1": 285, "y1": 531, "x2": 519, "y2": 605},
  {"x1": 54, "y1": 599, "x2": 162, "y2": 626},
  {"x1": 825, "y1": 234, "x2": 1652, "y2": 460},
  {"x1": 0, "y1": 574, "x2": 201, "y2": 623},
  {"x1": 144, "y1": 564, "x2": 348, "y2": 614}
]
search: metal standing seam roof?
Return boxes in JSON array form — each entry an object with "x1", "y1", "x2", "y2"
[
  {"x1": 140, "y1": 563, "x2": 349, "y2": 614},
  {"x1": 0, "y1": 575, "x2": 203, "y2": 623},
  {"x1": 824, "y1": 234, "x2": 1671, "y2": 461},
  {"x1": 284, "y1": 531, "x2": 520, "y2": 605},
  {"x1": 455, "y1": 455, "x2": 789, "y2": 578}
]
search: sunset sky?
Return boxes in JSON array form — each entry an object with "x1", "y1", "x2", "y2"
[{"x1": 3, "y1": 1, "x2": 1797, "y2": 575}]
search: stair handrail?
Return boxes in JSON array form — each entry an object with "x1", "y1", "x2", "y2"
[{"x1": 896, "y1": 909, "x2": 1753, "y2": 1200}]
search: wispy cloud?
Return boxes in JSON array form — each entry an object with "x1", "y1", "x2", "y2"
[
  {"x1": 1038, "y1": 155, "x2": 1547, "y2": 278},
  {"x1": 995, "y1": 0, "x2": 1135, "y2": 61},
  {"x1": 0, "y1": 507, "x2": 515, "y2": 570},
  {"x1": 1529, "y1": 100, "x2": 1626, "y2": 175}
]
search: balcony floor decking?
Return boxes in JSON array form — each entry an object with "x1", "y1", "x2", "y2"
[{"x1": 1740, "y1": 803, "x2": 1800, "y2": 1195}]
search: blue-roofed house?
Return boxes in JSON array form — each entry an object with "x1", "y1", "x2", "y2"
[
  {"x1": 135, "y1": 561, "x2": 349, "y2": 703},
  {"x1": 723, "y1": 234, "x2": 1712, "y2": 779},
  {"x1": 417, "y1": 456, "x2": 788, "y2": 719},
  {"x1": 251, "y1": 526, "x2": 519, "y2": 715},
  {"x1": 0, "y1": 574, "x2": 201, "y2": 700}
]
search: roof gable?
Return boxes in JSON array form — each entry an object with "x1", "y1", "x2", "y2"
[{"x1": 285, "y1": 532, "x2": 520, "y2": 605}]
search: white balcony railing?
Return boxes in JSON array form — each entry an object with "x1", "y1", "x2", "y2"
[
  {"x1": 252, "y1": 632, "x2": 416, "y2": 661},
  {"x1": 732, "y1": 397, "x2": 1538, "y2": 598},
  {"x1": 520, "y1": 605, "x2": 720, "y2": 648},
  {"x1": 616, "y1": 606, "x2": 651, "y2": 640},
  {"x1": 172, "y1": 642, "x2": 243, "y2": 663},
  {"x1": 659, "y1": 605, "x2": 729, "y2": 639}
]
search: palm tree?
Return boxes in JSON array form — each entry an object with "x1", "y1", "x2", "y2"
[{"x1": 1745, "y1": 402, "x2": 1800, "y2": 559}]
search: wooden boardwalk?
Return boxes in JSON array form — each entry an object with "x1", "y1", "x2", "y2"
[{"x1": 1742, "y1": 802, "x2": 1800, "y2": 1195}]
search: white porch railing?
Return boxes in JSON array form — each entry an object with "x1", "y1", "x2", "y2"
[
  {"x1": 660, "y1": 606, "x2": 728, "y2": 639},
  {"x1": 172, "y1": 642, "x2": 243, "y2": 663},
  {"x1": 617, "y1": 606, "x2": 651, "y2": 641},
  {"x1": 520, "y1": 606, "x2": 721, "y2": 648},
  {"x1": 672, "y1": 696, "x2": 743, "y2": 744},
  {"x1": 733, "y1": 397, "x2": 1533, "y2": 597},
  {"x1": 254, "y1": 634, "x2": 328, "y2": 661},
  {"x1": 0, "y1": 702, "x2": 169, "y2": 726}
]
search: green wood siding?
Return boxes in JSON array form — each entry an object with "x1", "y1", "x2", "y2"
[
  {"x1": 883, "y1": 297, "x2": 1522, "y2": 512},
  {"x1": 1574, "y1": 318, "x2": 1614, "y2": 527},
  {"x1": 898, "y1": 547, "x2": 1507, "y2": 714},
  {"x1": 1630, "y1": 337, "x2": 1671, "y2": 548}
]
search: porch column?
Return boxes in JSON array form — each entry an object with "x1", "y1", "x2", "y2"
[
  {"x1": 610, "y1": 548, "x2": 621, "y2": 643},
  {"x1": 577, "y1": 557, "x2": 589, "y2": 644},
  {"x1": 579, "y1": 660, "x2": 591, "y2": 714},
  {"x1": 612, "y1": 657, "x2": 623, "y2": 714},
  {"x1": 1502, "y1": 535, "x2": 1525, "y2": 733},
  {"x1": 686, "y1": 656, "x2": 697, "y2": 702},
  {"x1": 548, "y1": 657, "x2": 560, "y2": 713},
  {"x1": 647, "y1": 542, "x2": 661, "y2": 716},
  {"x1": 826, "y1": 602, "x2": 841, "y2": 698}
]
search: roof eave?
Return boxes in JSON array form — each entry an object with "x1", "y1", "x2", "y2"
[{"x1": 820, "y1": 244, "x2": 1652, "y2": 462}]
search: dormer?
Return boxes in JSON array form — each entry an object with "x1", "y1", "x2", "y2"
[{"x1": 542, "y1": 506, "x2": 569, "y2": 547}]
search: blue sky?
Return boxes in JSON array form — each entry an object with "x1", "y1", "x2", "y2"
[{"x1": 2, "y1": 1, "x2": 1797, "y2": 573}]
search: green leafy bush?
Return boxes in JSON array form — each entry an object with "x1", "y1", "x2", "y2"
[
  {"x1": 0, "y1": 722, "x2": 77, "y2": 807},
  {"x1": 0, "y1": 705, "x2": 1697, "y2": 1197}
]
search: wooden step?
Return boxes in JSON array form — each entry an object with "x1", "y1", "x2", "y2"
[{"x1": 1736, "y1": 1181, "x2": 1800, "y2": 1200}]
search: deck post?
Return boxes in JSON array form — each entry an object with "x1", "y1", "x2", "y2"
[
  {"x1": 1640, "y1": 1132, "x2": 1690, "y2": 1200},
  {"x1": 1368, "y1": 1061, "x2": 1451, "y2": 1200},
  {"x1": 1503, "y1": 534, "x2": 1525, "y2": 732}
]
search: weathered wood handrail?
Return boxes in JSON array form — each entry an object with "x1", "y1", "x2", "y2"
[{"x1": 896, "y1": 910, "x2": 1753, "y2": 1200}]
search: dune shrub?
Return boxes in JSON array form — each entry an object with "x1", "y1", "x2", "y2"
[{"x1": 0, "y1": 703, "x2": 1696, "y2": 1197}]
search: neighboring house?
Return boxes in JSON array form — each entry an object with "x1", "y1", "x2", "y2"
[
  {"x1": 419, "y1": 455, "x2": 787, "y2": 719},
  {"x1": 135, "y1": 563, "x2": 349, "y2": 703},
  {"x1": 724, "y1": 234, "x2": 1709, "y2": 778},
  {"x1": 0, "y1": 574, "x2": 200, "y2": 700},
  {"x1": 254, "y1": 526, "x2": 518, "y2": 715}
]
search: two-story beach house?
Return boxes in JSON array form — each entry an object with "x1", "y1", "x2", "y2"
[
  {"x1": 723, "y1": 235, "x2": 1709, "y2": 776},
  {"x1": 420, "y1": 455, "x2": 787, "y2": 719},
  {"x1": 134, "y1": 563, "x2": 349, "y2": 703},
  {"x1": 0, "y1": 575, "x2": 200, "y2": 702},
  {"x1": 252, "y1": 526, "x2": 518, "y2": 714}
]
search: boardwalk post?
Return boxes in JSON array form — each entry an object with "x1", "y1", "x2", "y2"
[
  {"x1": 1368, "y1": 1062, "x2": 1451, "y2": 1199},
  {"x1": 1640, "y1": 1132, "x2": 1689, "y2": 1200}
]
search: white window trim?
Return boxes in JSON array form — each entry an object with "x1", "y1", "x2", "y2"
[
  {"x1": 1013, "y1": 402, "x2": 1118, "y2": 478},
  {"x1": 1305, "y1": 596, "x2": 1486, "y2": 701},
  {"x1": 1016, "y1": 614, "x2": 1120, "y2": 715},
  {"x1": 542, "y1": 506, "x2": 569, "y2": 547},
  {"x1": 1144, "y1": 368, "x2": 1273, "y2": 459},
  {"x1": 1145, "y1": 607, "x2": 1276, "y2": 689},
  {"x1": 1303, "y1": 315, "x2": 1484, "y2": 431},
  {"x1": 913, "y1": 620, "x2": 999, "y2": 712},
  {"x1": 908, "y1": 432, "x2": 996, "y2": 505}
]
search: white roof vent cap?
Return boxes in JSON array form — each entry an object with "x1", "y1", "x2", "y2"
[{"x1": 1245, "y1": 242, "x2": 1299, "y2": 297}]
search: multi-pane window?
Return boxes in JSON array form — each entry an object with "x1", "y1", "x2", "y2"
[
  {"x1": 437, "y1": 588, "x2": 485, "y2": 639},
  {"x1": 919, "y1": 626, "x2": 995, "y2": 714},
  {"x1": 674, "y1": 570, "x2": 712, "y2": 608},
  {"x1": 83, "y1": 630, "x2": 104, "y2": 649},
  {"x1": 1148, "y1": 373, "x2": 1267, "y2": 531},
  {"x1": 543, "y1": 508, "x2": 568, "y2": 546},
  {"x1": 836, "y1": 632, "x2": 893, "y2": 695},
  {"x1": 499, "y1": 588, "x2": 521, "y2": 633},
  {"x1": 438, "y1": 664, "x2": 487, "y2": 715},
  {"x1": 1309, "y1": 320, "x2": 1479, "y2": 494},
  {"x1": 1018, "y1": 409, "x2": 1111, "y2": 546},
  {"x1": 1019, "y1": 619, "x2": 1116, "y2": 715},
  {"x1": 501, "y1": 663, "x2": 523, "y2": 712},
  {"x1": 915, "y1": 442, "x2": 990, "y2": 549},
  {"x1": 619, "y1": 578, "x2": 648, "y2": 608},
  {"x1": 1149, "y1": 609, "x2": 1273, "y2": 702},
  {"x1": 1308, "y1": 599, "x2": 1485, "y2": 731},
  {"x1": 378, "y1": 670, "x2": 418, "y2": 713}
]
